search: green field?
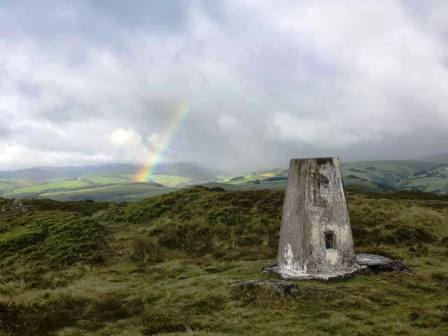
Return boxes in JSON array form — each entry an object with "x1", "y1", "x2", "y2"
[
  {"x1": 82, "y1": 175, "x2": 132, "y2": 185},
  {"x1": 0, "y1": 188, "x2": 447, "y2": 335},
  {"x1": 40, "y1": 183, "x2": 178, "y2": 202},
  {"x1": 0, "y1": 179, "x2": 31, "y2": 193},
  {"x1": 218, "y1": 168, "x2": 288, "y2": 185},
  {"x1": 0, "y1": 174, "x2": 189, "y2": 201},
  {"x1": 0, "y1": 181, "x2": 17, "y2": 193},
  {"x1": 6, "y1": 179, "x2": 95, "y2": 198},
  {"x1": 148, "y1": 175, "x2": 192, "y2": 187}
]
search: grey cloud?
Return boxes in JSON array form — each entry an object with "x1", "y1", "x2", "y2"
[
  {"x1": 0, "y1": 127, "x2": 10, "y2": 139},
  {"x1": 0, "y1": 0, "x2": 447, "y2": 170},
  {"x1": 88, "y1": 0, "x2": 190, "y2": 32},
  {"x1": 0, "y1": 0, "x2": 224, "y2": 47},
  {"x1": 0, "y1": 1, "x2": 187, "y2": 37}
]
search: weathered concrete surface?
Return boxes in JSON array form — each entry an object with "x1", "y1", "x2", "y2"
[{"x1": 275, "y1": 158, "x2": 362, "y2": 280}]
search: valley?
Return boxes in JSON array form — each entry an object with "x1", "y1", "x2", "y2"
[{"x1": 1, "y1": 160, "x2": 448, "y2": 202}]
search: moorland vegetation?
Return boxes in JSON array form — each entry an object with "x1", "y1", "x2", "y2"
[{"x1": 0, "y1": 187, "x2": 447, "y2": 335}]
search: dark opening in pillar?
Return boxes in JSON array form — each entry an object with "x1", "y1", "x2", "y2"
[{"x1": 325, "y1": 231, "x2": 335, "y2": 249}]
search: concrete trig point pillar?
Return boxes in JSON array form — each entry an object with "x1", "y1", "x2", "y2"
[{"x1": 275, "y1": 157, "x2": 361, "y2": 280}]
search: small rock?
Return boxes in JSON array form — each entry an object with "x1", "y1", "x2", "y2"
[
  {"x1": 356, "y1": 253, "x2": 406, "y2": 272},
  {"x1": 368, "y1": 260, "x2": 406, "y2": 272},
  {"x1": 12, "y1": 199, "x2": 28, "y2": 213}
]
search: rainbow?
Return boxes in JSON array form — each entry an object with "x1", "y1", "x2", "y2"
[{"x1": 134, "y1": 103, "x2": 190, "y2": 182}]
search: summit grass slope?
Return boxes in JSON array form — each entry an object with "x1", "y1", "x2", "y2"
[{"x1": 0, "y1": 188, "x2": 447, "y2": 335}]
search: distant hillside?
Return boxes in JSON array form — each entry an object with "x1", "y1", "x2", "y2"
[
  {"x1": 419, "y1": 152, "x2": 448, "y2": 163},
  {"x1": 149, "y1": 162, "x2": 218, "y2": 183},
  {"x1": 0, "y1": 162, "x2": 217, "y2": 200},
  {"x1": 0, "y1": 162, "x2": 216, "y2": 184},
  {"x1": 398, "y1": 163, "x2": 448, "y2": 194},
  {"x1": 2, "y1": 159, "x2": 448, "y2": 201},
  {"x1": 0, "y1": 163, "x2": 139, "y2": 183},
  {"x1": 341, "y1": 160, "x2": 440, "y2": 192},
  {"x1": 217, "y1": 160, "x2": 448, "y2": 195}
]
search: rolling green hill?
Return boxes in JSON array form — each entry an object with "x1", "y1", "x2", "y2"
[
  {"x1": 398, "y1": 164, "x2": 448, "y2": 194},
  {"x1": 218, "y1": 160, "x2": 448, "y2": 195},
  {"x1": 341, "y1": 160, "x2": 440, "y2": 192}
]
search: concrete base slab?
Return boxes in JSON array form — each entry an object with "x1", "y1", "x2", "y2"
[
  {"x1": 263, "y1": 264, "x2": 365, "y2": 281},
  {"x1": 264, "y1": 254, "x2": 406, "y2": 280}
]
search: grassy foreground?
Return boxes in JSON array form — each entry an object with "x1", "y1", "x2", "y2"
[{"x1": 0, "y1": 188, "x2": 447, "y2": 335}]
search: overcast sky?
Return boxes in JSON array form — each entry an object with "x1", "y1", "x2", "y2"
[{"x1": 1, "y1": 0, "x2": 448, "y2": 171}]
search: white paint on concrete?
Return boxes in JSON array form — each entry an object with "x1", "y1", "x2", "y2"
[{"x1": 326, "y1": 249, "x2": 338, "y2": 265}]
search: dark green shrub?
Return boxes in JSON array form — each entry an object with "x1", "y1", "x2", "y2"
[
  {"x1": 0, "y1": 292, "x2": 144, "y2": 335},
  {"x1": 120, "y1": 188, "x2": 284, "y2": 258},
  {"x1": 431, "y1": 272, "x2": 448, "y2": 288},
  {"x1": 0, "y1": 225, "x2": 47, "y2": 251},
  {"x1": 0, "y1": 295, "x2": 88, "y2": 336},
  {"x1": 231, "y1": 283, "x2": 296, "y2": 308},
  {"x1": 132, "y1": 236, "x2": 163, "y2": 263},
  {"x1": 150, "y1": 217, "x2": 216, "y2": 254},
  {"x1": 87, "y1": 292, "x2": 143, "y2": 321},
  {"x1": 183, "y1": 294, "x2": 226, "y2": 314},
  {"x1": 142, "y1": 309, "x2": 202, "y2": 335},
  {"x1": 408, "y1": 244, "x2": 430, "y2": 257},
  {"x1": 394, "y1": 226, "x2": 437, "y2": 245},
  {"x1": 40, "y1": 217, "x2": 108, "y2": 267}
]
